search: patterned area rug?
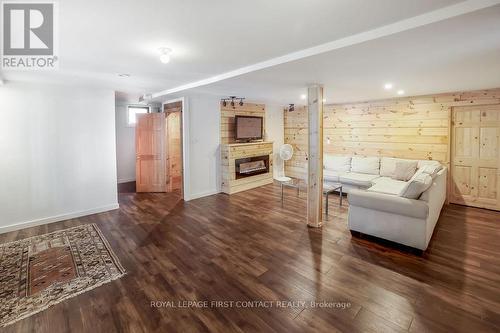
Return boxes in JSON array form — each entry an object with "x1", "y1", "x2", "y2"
[{"x1": 0, "y1": 224, "x2": 125, "y2": 327}]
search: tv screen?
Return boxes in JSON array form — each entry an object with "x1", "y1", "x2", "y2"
[{"x1": 235, "y1": 116, "x2": 263, "y2": 140}]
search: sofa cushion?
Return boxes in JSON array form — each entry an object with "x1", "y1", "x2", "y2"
[
  {"x1": 324, "y1": 155, "x2": 351, "y2": 172},
  {"x1": 399, "y1": 170, "x2": 433, "y2": 199},
  {"x1": 393, "y1": 161, "x2": 418, "y2": 181},
  {"x1": 323, "y1": 169, "x2": 344, "y2": 182},
  {"x1": 380, "y1": 157, "x2": 406, "y2": 177},
  {"x1": 350, "y1": 157, "x2": 380, "y2": 175},
  {"x1": 339, "y1": 172, "x2": 380, "y2": 188},
  {"x1": 367, "y1": 177, "x2": 408, "y2": 195}
]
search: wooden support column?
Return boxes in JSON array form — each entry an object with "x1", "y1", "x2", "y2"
[{"x1": 307, "y1": 85, "x2": 324, "y2": 228}]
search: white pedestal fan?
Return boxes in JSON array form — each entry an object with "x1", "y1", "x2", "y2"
[{"x1": 275, "y1": 144, "x2": 294, "y2": 182}]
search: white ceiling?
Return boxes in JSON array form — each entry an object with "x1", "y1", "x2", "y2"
[
  {"x1": 2, "y1": 0, "x2": 499, "y2": 104},
  {"x1": 190, "y1": 4, "x2": 500, "y2": 104}
]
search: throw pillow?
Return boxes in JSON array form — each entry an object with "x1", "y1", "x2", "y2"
[
  {"x1": 392, "y1": 161, "x2": 418, "y2": 181},
  {"x1": 399, "y1": 172, "x2": 433, "y2": 199},
  {"x1": 420, "y1": 164, "x2": 443, "y2": 179}
]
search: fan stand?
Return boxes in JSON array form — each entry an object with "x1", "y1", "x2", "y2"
[{"x1": 274, "y1": 157, "x2": 291, "y2": 182}]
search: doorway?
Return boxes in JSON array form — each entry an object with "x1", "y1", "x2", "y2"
[
  {"x1": 134, "y1": 100, "x2": 184, "y2": 198},
  {"x1": 164, "y1": 101, "x2": 183, "y2": 196},
  {"x1": 450, "y1": 104, "x2": 500, "y2": 210}
]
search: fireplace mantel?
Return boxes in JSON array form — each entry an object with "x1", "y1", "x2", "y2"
[{"x1": 221, "y1": 141, "x2": 273, "y2": 194}]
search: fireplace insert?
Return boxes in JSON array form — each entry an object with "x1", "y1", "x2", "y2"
[{"x1": 235, "y1": 155, "x2": 269, "y2": 179}]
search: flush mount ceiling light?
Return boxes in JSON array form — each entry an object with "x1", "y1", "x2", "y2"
[
  {"x1": 118, "y1": 73, "x2": 130, "y2": 78},
  {"x1": 397, "y1": 89, "x2": 405, "y2": 95},
  {"x1": 384, "y1": 83, "x2": 393, "y2": 90},
  {"x1": 300, "y1": 94, "x2": 307, "y2": 100},
  {"x1": 159, "y1": 47, "x2": 172, "y2": 64}
]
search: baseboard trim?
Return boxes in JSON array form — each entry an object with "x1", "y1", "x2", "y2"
[
  {"x1": 186, "y1": 189, "x2": 220, "y2": 201},
  {"x1": 117, "y1": 178, "x2": 135, "y2": 184},
  {"x1": 0, "y1": 203, "x2": 120, "y2": 234}
]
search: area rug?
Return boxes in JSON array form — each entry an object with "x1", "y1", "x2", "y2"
[{"x1": 0, "y1": 223, "x2": 125, "y2": 327}]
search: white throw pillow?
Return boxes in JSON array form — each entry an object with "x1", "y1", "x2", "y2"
[
  {"x1": 324, "y1": 155, "x2": 351, "y2": 172},
  {"x1": 420, "y1": 164, "x2": 443, "y2": 179},
  {"x1": 417, "y1": 160, "x2": 441, "y2": 169},
  {"x1": 399, "y1": 171, "x2": 433, "y2": 199},
  {"x1": 351, "y1": 156, "x2": 380, "y2": 175},
  {"x1": 392, "y1": 161, "x2": 418, "y2": 181}
]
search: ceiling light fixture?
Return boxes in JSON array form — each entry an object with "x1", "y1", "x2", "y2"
[
  {"x1": 118, "y1": 73, "x2": 130, "y2": 78},
  {"x1": 384, "y1": 83, "x2": 393, "y2": 90},
  {"x1": 397, "y1": 89, "x2": 405, "y2": 95},
  {"x1": 300, "y1": 94, "x2": 306, "y2": 100},
  {"x1": 322, "y1": 98, "x2": 326, "y2": 103},
  {"x1": 159, "y1": 47, "x2": 172, "y2": 64}
]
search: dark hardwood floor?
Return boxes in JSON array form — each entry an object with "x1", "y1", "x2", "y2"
[{"x1": 1, "y1": 184, "x2": 500, "y2": 333}]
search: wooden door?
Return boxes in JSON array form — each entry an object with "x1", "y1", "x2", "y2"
[
  {"x1": 136, "y1": 113, "x2": 167, "y2": 192},
  {"x1": 451, "y1": 105, "x2": 500, "y2": 210},
  {"x1": 166, "y1": 111, "x2": 183, "y2": 192}
]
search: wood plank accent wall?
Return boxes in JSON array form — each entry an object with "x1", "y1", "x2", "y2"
[
  {"x1": 221, "y1": 102, "x2": 266, "y2": 144},
  {"x1": 221, "y1": 142, "x2": 274, "y2": 194},
  {"x1": 284, "y1": 88, "x2": 500, "y2": 180}
]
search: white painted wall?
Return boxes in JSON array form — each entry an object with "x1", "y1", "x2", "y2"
[
  {"x1": 181, "y1": 93, "x2": 222, "y2": 200},
  {"x1": 118, "y1": 92, "x2": 282, "y2": 201},
  {"x1": 265, "y1": 103, "x2": 285, "y2": 178},
  {"x1": 115, "y1": 95, "x2": 138, "y2": 183},
  {"x1": 0, "y1": 82, "x2": 118, "y2": 233}
]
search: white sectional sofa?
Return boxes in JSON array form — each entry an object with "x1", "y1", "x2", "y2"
[{"x1": 323, "y1": 155, "x2": 447, "y2": 250}]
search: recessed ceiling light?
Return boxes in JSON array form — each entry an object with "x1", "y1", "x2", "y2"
[
  {"x1": 159, "y1": 47, "x2": 172, "y2": 64},
  {"x1": 384, "y1": 83, "x2": 393, "y2": 90},
  {"x1": 397, "y1": 89, "x2": 405, "y2": 95},
  {"x1": 118, "y1": 73, "x2": 130, "y2": 78},
  {"x1": 300, "y1": 94, "x2": 307, "y2": 100}
]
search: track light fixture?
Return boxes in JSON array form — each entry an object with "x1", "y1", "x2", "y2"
[{"x1": 221, "y1": 96, "x2": 245, "y2": 108}]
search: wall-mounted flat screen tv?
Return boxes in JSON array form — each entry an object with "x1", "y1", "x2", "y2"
[{"x1": 234, "y1": 116, "x2": 263, "y2": 141}]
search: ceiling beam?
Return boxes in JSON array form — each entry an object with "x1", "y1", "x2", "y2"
[{"x1": 151, "y1": 0, "x2": 500, "y2": 99}]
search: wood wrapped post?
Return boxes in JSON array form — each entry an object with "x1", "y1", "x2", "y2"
[{"x1": 307, "y1": 85, "x2": 324, "y2": 228}]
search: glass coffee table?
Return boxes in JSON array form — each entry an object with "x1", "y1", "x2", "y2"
[{"x1": 323, "y1": 183, "x2": 343, "y2": 215}]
